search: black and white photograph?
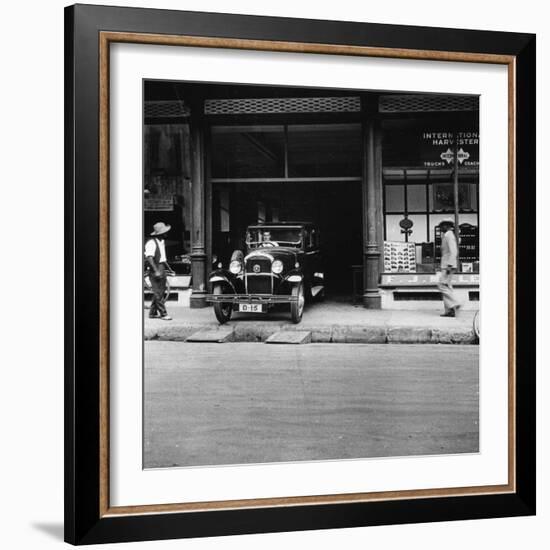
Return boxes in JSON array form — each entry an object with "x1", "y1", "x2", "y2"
[
  {"x1": 142, "y1": 80, "x2": 480, "y2": 469},
  {"x1": 0, "y1": 0, "x2": 541, "y2": 547}
]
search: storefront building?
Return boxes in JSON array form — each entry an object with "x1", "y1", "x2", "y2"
[{"x1": 144, "y1": 81, "x2": 479, "y2": 309}]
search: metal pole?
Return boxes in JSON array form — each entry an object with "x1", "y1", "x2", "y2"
[
  {"x1": 403, "y1": 169, "x2": 408, "y2": 243},
  {"x1": 453, "y1": 133, "x2": 460, "y2": 262}
]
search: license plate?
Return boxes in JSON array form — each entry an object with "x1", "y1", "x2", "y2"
[{"x1": 239, "y1": 303, "x2": 264, "y2": 313}]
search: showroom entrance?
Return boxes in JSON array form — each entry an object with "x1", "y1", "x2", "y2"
[
  {"x1": 209, "y1": 121, "x2": 364, "y2": 298},
  {"x1": 211, "y1": 180, "x2": 363, "y2": 297}
]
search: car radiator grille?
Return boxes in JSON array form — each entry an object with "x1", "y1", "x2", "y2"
[
  {"x1": 245, "y1": 258, "x2": 272, "y2": 294},
  {"x1": 246, "y1": 276, "x2": 272, "y2": 294}
]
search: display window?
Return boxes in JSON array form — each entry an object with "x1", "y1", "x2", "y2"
[
  {"x1": 382, "y1": 116, "x2": 479, "y2": 273},
  {"x1": 143, "y1": 122, "x2": 193, "y2": 274}
]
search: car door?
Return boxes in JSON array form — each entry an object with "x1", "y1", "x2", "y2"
[{"x1": 305, "y1": 227, "x2": 322, "y2": 293}]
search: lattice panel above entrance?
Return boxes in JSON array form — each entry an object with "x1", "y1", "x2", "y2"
[
  {"x1": 204, "y1": 97, "x2": 361, "y2": 115},
  {"x1": 379, "y1": 94, "x2": 478, "y2": 112},
  {"x1": 144, "y1": 100, "x2": 190, "y2": 118}
]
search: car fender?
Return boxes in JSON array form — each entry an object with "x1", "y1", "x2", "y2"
[
  {"x1": 208, "y1": 270, "x2": 239, "y2": 293},
  {"x1": 282, "y1": 269, "x2": 303, "y2": 285}
]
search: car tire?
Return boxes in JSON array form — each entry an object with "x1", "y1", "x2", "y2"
[
  {"x1": 290, "y1": 282, "x2": 305, "y2": 324},
  {"x1": 473, "y1": 310, "x2": 480, "y2": 340},
  {"x1": 213, "y1": 284, "x2": 232, "y2": 324}
]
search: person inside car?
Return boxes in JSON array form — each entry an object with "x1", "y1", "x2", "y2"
[{"x1": 262, "y1": 230, "x2": 278, "y2": 246}]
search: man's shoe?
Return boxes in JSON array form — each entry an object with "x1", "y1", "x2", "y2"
[
  {"x1": 148, "y1": 313, "x2": 161, "y2": 319},
  {"x1": 440, "y1": 310, "x2": 455, "y2": 318},
  {"x1": 160, "y1": 315, "x2": 172, "y2": 321}
]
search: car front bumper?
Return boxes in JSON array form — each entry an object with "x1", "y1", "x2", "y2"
[{"x1": 206, "y1": 293, "x2": 298, "y2": 304}]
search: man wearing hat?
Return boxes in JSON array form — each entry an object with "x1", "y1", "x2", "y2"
[
  {"x1": 438, "y1": 218, "x2": 461, "y2": 317},
  {"x1": 144, "y1": 222, "x2": 172, "y2": 320}
]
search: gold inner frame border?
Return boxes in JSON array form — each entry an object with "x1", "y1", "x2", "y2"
[{"x1": 98, "y1": 31, "x2": 517, "y2": 518}]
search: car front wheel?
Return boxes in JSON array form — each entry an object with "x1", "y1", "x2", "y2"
[
  {"x1": 213, "y1": 285, "x2": 232, "y2": 324},
  {"x1": 290, "y1": 282, "x2": 305, "y2": 324}
]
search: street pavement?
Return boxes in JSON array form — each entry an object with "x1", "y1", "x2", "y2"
[{"x1": 144, "y1": 341, "x2": 479, "y2": 468}]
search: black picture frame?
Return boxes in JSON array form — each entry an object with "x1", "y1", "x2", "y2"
[{"x1": 65, "y1": 3, "x2": 536, "y2": 545}]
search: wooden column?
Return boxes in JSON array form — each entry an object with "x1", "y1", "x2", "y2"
[
  {"x1": 362, "y1": 119, "x2": 382, "y2": 309},
  {"x1": 204, "y1": 125, "x2": 213, "y2": 277},
  {"x1": 374, "y1": 122, "x2": 385, "y2": 279},
  {"x1": 189, "y1": 99, "x2": 207, "y2": 308}
]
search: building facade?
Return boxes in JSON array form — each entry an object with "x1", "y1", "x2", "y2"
[{"x1": 144, "y1": 81, "x2": 479, "y2": 309}]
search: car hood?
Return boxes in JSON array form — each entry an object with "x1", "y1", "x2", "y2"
[
  {"x1": 246, "y1": 247, "x2": 299, "y2": 260},
  {"x1": 245, "y1": 247, "x2": 301, "y2": 272}
]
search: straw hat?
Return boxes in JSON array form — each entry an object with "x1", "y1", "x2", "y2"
[{"x1": 150, "y1": 222, "x2": 171, "y2": 236}]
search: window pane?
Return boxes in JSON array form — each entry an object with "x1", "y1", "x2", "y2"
[
  {"x1": 430, "y1": 182, "x2": 476, "y2": 212},
  {"x1": 458, "y1": 215, "x2": 479, "y2": 267},
  {"x1": 385, "y1": 214, "x2": 406, "y2": 242},
  {"x1": 384, "y1": 215, "x2": 427, "y2": 272},
  {"x1": 406, "y1": 215, "x2": 430, "y2": 271},
  {"x1": 459, "y1": 213, "x2": 478, "y2": 226},
  {"x1": 385, "y1": 185, "x2": 404, "y2": 212},
  {"x1": 428, "y1": 214, "x2": 480, "y2": 271},
  {"x1": 219, "y1": 190, "x2": 230, "y2": 232},
  {"x1": 406, "y1": 215, "x2": 428, "y2": 244},
  {"x1": 407, "y1": 184, "x2": 426, "y2": 212},
  {"x1": 211, "y1": 125, "x2": 285, "y2": 178},
  {"x1": 429, "y1": 214, "x2": 455, "y2": 242},
  {"x1": 145, "y1": 124, "x2": 190, "y2": 177},
  {"x1": 288, "y1": 124, "x2": 361, "y2": 177},
  {"x1": 385, "y1": 214, "x2": 427, "y2": 242},
  {"x1": 467, "y1": 183, "x2": 478, "y2": 211},
  {"x1": 144, "y1": 123, "x2": 192, "y2": 271}
]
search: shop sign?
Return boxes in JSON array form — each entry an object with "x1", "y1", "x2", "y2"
[
  {"x1": 144, "y1": 197, "x2": 174, "y2": 211},
  {"x1": 421, "y1": 131, "x2": 479, "y2": 168},
  {"x1": 383, "y1": 126, "x2": 479, "y2": 168},
  {"x1": 439, "y1": 147, "x2": 470, "y2": 165},
  {"x1": 380, "y1": 273, "x2": 480, "y2": 286}
]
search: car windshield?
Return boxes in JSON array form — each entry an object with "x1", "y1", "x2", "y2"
[{"x1": 246, "y1": 227, "x2": 303, "y2": 249}]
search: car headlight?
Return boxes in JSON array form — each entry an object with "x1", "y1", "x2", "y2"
[
  {"x1": 229, "y1": 260, "x2": 242, "y2": 274},
  {"x1": 272, "y1": 260, "x2": 283, "y2": 274}
]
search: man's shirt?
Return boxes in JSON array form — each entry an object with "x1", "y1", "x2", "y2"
[
  {"x1": 144, "y1": 238, "x2": 167, "y2": 263},
  {"x1": 441, "y1": 229, "x2": 458, "y2": 268}
]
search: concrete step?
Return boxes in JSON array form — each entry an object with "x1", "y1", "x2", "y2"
[
  {"x1": 186, "y1": 327, "x2": 234, "y2": 343},
  {"x1": 265, "y1": 330, "x2": 312, "y2": 344}
]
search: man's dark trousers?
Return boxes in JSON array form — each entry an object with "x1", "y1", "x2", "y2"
[{"x1": 149, "y1": 264, "x2": 167, "y2": 318}]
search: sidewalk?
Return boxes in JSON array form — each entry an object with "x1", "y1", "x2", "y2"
[{"x1": 145, "y1": 301, "x2": 477, "y2": 344}]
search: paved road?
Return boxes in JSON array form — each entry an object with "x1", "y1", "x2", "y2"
[{"x1": 144, "y1": 342, "x2": 478, "y2": 468}]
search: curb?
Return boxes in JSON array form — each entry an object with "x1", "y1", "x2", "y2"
[{"x1": 145, "y1": 322, "x2": 476, "y2": 345}]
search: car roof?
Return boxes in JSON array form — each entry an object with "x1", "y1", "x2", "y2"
[{"x1": 247, "y1": 221, "x2": 316, "y2": 229}]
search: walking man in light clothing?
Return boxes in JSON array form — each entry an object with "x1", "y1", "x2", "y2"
[{"x1": 437, "y1": 219, "x2": 461, "y2": 318}]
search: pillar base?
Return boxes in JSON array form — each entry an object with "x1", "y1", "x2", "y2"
[
  {"x1": 190, "y1": 292, "x2": 208, "y2": 308},
  {"x1": 362, "y1": 292, "x2": 381, "y2": 309}
]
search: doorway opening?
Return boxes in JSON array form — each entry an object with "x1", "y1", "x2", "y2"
[{"x1": 212, "y1": 180, "x2": 363, "y2": 297}]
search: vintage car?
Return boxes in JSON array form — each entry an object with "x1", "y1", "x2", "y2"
[{"x1": 206, "y1": 222, "x2": 324, "y2": 324}]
